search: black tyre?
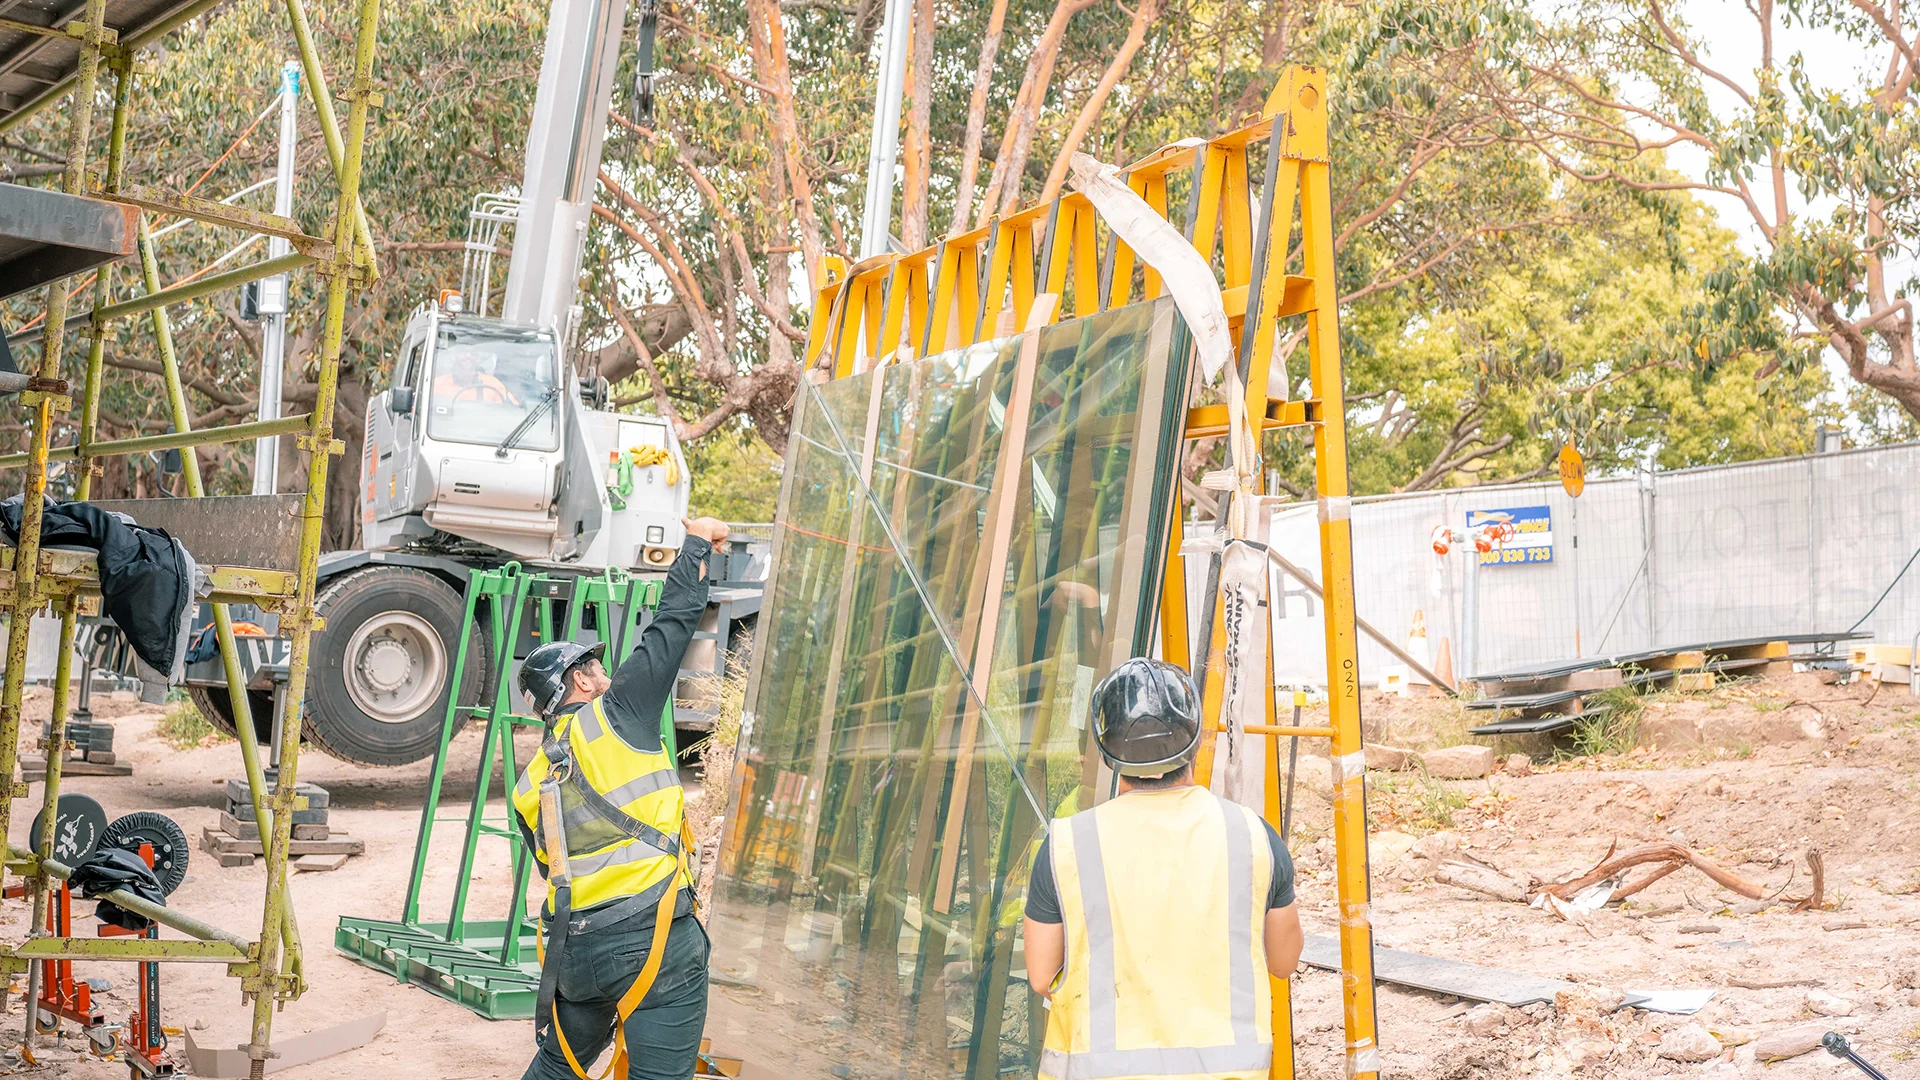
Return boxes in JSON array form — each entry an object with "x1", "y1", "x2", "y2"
[
  {"x1": 99, "y1": 811, "x2": 190, "y2": 896},
  {"x1": 302, "y1": 567, "x2": 488, "y2": 766},
  {"x1": 188, "y1": 685, "x2": 277, "y2": 745}
]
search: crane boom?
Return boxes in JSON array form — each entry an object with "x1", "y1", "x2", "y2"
[{"x1": 502, "y1": 0, "x2": 632, "y2": 337}]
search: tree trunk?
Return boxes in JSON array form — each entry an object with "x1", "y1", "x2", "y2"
[
  {"x1": 1039, "y1": 0, "x2": 1160, "y2": 204},
  {"x1": 975, "y1": 0, "x2": 1103, "y2": 227},
  {"x1": 899, "y1": 0, "x2": 937, "y2": 251},
  {"x1": 950, "y1": 0, "x2": 1011, "y2": 232},
  {"x1": 748, "y1": 0, "x2": 826, "y2": 290}
]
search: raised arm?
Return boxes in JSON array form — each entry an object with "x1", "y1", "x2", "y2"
[{"x1": 600, "y1": 518, "x2": 728, "y2": 749}]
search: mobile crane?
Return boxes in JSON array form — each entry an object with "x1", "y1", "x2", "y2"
[{"x1": 172, "y1": 0, "x2": 755, "y2": 766}]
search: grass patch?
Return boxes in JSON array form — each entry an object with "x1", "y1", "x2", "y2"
[
  {"x1": 1371, "y1": 770, "x2": 1470, "y2": 832},
  {"x1": 155, "y1": 697, "x2": 230, "y2": 749},
  {"x1": 1568, "y1": 686, "x2": 1644, "y2": 757}
]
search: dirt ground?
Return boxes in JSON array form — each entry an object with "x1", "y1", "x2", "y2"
[{"x1": 0, "y1": 668, "x2": 1914, "y2": 1078}]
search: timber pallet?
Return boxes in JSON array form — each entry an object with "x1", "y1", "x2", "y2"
[
  {"x1": 199, "y1": 826, "x2": 362, "y2": 868},
  {"x1": 18, "y1": 754, "x2": 132, "y2": 782}
]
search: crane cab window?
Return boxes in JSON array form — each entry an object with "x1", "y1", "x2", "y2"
[{"x1": 426, "y1": 324, "x2": 562, "y2": 452}]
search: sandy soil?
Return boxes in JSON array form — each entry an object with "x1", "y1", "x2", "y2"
[{"x1": 0, "y1": 669, "x2": 1913, "y2": 1078}]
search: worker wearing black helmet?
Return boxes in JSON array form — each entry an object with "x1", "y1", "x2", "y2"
[
  {"x1": 509, "y1": 517, "x2": 729, "y2": 1080},
  {"x1": 1024, "y1": 657, "x2": 1305, "y2": 1080}
]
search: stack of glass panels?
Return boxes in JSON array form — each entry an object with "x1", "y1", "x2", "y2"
[{"x1": 706, "y1": 297, "x2": 1192, "y2": 1079}]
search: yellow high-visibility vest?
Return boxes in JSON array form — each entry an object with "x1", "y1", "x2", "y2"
[
  {"x1": 1042, "y1": 785, "x2": 1274, "y2": 1080},
  {"x1": 511, "y1": 697, "x2": 691, "y2": 913}
]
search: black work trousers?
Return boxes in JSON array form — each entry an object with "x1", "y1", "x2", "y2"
[{"x1": 522, "y1": 912, "x2": 711, "y2": 1080}]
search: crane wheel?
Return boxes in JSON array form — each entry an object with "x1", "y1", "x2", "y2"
[{"x1": 299, "y1": 567, "x2": 489, "y2": 766}]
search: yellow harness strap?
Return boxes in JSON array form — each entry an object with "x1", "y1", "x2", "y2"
[{"x1": 552, "y1": 818, "x2": 697, "y2": 1080}]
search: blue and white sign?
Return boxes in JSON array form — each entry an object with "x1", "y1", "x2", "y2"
[{"x1": 1469, "y1": 505, "x2": 1553, "y2": 566}]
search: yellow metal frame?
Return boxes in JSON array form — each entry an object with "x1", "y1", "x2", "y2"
[
  {"x1": 0, "y1": 0, "x2": 385, "y2": 1072},
  {"x1": 804, "y1": 66, "x2": 1379, "y2": 1079}
]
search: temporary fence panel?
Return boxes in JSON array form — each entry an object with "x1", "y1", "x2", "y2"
[
  {"x1": 1270, "y1": 441, "x2": 1920, "y2": 686},
  {"x1": 707, "y1": 299, "x2": 1188, "y2": 1080}
]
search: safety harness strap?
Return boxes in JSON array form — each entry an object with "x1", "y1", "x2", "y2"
[
  {"x1": 550, "y1": 816, "x2": 696, "y2": 1080},
  {"x1": 540, "y1": 730, "x2": 683, "y2": 857}
]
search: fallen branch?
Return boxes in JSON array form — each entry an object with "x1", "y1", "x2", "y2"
[
  {"x1": 1789, "y1": 850, "x2": 1826, "y2": 912},
  {"x1": 1543, "y1": 842, "x2": 1766, "y2": 901},
  {"x1": 1432, "y1": 859, "x2": 1530, "y2": 903}
]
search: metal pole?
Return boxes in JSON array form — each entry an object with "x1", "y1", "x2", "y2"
[
  {"x1": 251, "y1": 0, "x2": 381, "y2": 1067},
  {"x1": 0, "y1": 413, "x2": 313, "y2": 471},
  {"x1": 857, "y1": 0, "x2": 910, "y2": 260},
  {"x1": 12, "y1": 0, "x2": 110, "y2": 1047},
  {"x1": 135, "y1": 212, "x2": 307, "y2": 985},
  {"x1": 253, "y1": 61, "x2": 299, "y2": 496},
  {"x1": 1571, "y1": 495, "x2": 1583, "y2": 656},
  {"x1": 1463, "y1": 542, "x2": 1480, "y2": 680}
]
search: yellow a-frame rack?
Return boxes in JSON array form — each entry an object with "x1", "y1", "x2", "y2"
[{"x1": 804, "y1": 65, "x2": 1380, "y2": 1080}]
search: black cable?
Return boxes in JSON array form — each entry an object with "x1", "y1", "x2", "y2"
[{"x1": 1849, "y1": 541, "x2": 1920, "y2": 633}]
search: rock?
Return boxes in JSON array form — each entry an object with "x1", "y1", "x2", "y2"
[
  {"x1": 1704, "y1": 777, "x2": 1723, "y2": 796},
  {"x1": 1708, "y1": 1026, "x2": 1758, "y2": 1047},
  {"x1": 1561, "y1": 1036, "x2": 1613, "y2": 1068},
  {"x1": 1504, "y1": 753, "x2": 1533, "y2": 776},
  {"x1": 1422, "y1": 744, "x2": 1496, "y2": 779},
  {"x1": 1462, "y1": 1003, "x2": 1511, "y2": 1035},
  {"x1": 1291, "y1": 755, "x2": 1334, "y2": 791},
  {"x1": 1364, "y1": 744, "x2": 1415, "y2": 771},
  {"x1": 1370, "y1": 830, "x2": 1416, "y2": 861},
  {"x1": 1411, "y1": 831, "x2": 1462, "y2": 861},
  {"x1": 1657, "y1": 1023, "x2": 1723, "y2": 1063},
  {"x1": 1909, "y1": 989, "x2": 1920, "y2": 1008},
  {"x1": 1751, "y1": 1026, "x2": 1826, "y2": 1062},
  {"x1": 1806, "y1": 989, "x2": 1854, "y2": 1016}
]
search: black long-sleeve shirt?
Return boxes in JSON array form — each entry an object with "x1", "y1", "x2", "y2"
[
  {"x1": 519, "y1": 537, "x2": 712, "y2": 896},
  {"x1": 594, "y1": 534, "x2": 713, "y2": 752}
]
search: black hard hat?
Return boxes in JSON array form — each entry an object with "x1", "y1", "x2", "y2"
[
  {"x1": 519, "y1": 640, "x2": 607, "y2": 717},
  {"x1": 1092, "y1": 657, "x2": 1202, "y2": 777}
]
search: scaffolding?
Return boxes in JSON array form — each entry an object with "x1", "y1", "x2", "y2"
[
  {"x1": 804, "y1": 66, "x2": 1380, "y2": 1080},
  {"x1": 0, "y1": 0, "x2": 383, "y2": 1073}
]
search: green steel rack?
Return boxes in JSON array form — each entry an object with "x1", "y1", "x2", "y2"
[{"x1": 335, "y1": 562, "x2": 669, "y2": 1019}]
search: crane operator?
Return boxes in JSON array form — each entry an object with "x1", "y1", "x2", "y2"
[
  {"x1": 511, "y1": 517, "x2": 730, "y2": 1080},
  {"x1": 1023, "y1": 657, "x2": 1305, "y2": 1080}
]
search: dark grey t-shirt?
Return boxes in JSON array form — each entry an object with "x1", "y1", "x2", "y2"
[{"x1": 1025, "y1": 812, "x2": 1296, "y2": 924}]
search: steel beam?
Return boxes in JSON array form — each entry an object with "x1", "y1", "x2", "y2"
[
  {"x1": 0, "y1": 413, "x2": 312, "y2": 470},
  {"x1": 114, "y1": 184, "x2": 334, "y2": 258}
]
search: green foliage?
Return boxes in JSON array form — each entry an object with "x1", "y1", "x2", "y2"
[
  {"x1": 1371, "y1": 770, "x2": 1470, "y2": 831},
  {"x1": 1569, "y1": 686, "x2": 1644, "y2": 757},
  {"x1": 686, "y1": 423, "x2": 783, "y2": 522},
  {"x1": 157, "y1": 698, "x2": 230, "y2": 749}
]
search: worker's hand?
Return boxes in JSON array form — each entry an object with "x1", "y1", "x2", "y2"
[{"x1": 683, "y1": 517, "x2": 730, "y2": 546}]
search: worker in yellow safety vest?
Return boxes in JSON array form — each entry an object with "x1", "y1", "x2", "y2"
[
  {"x1": 1023, "y1": 657, "x2": 1305, "y2": 1080},
  {"x1": 510, "y1": 517, "x2": 730, "y2": 1080}
]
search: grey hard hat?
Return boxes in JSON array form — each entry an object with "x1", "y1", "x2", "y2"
[
  {"x1": 518, "y1": 640, "x2": 607, "y2": 717},
  {"x1": 1091, "y1": 657, "x2": 1202, "y2": 777}
]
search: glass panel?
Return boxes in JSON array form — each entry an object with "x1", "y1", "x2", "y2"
[
  {"x1": 425, "y1": 321, "x2": 562, "y2": 451},
  {"x1": 707, "y1": 297, "x2": 1189, "y2": 1080}
]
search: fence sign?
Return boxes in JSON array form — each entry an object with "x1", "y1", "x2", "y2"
[{"x1": 1470, "y1": 505, "x2": 1553, "y2": 566}]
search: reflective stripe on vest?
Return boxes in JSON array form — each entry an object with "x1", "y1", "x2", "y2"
[
  {"x1": 1041, "y1": 786, "x2": 1273, "y2": 1080},
  {"x1": 509, "y1": 697, "x2": 690, "y2": 913}
]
